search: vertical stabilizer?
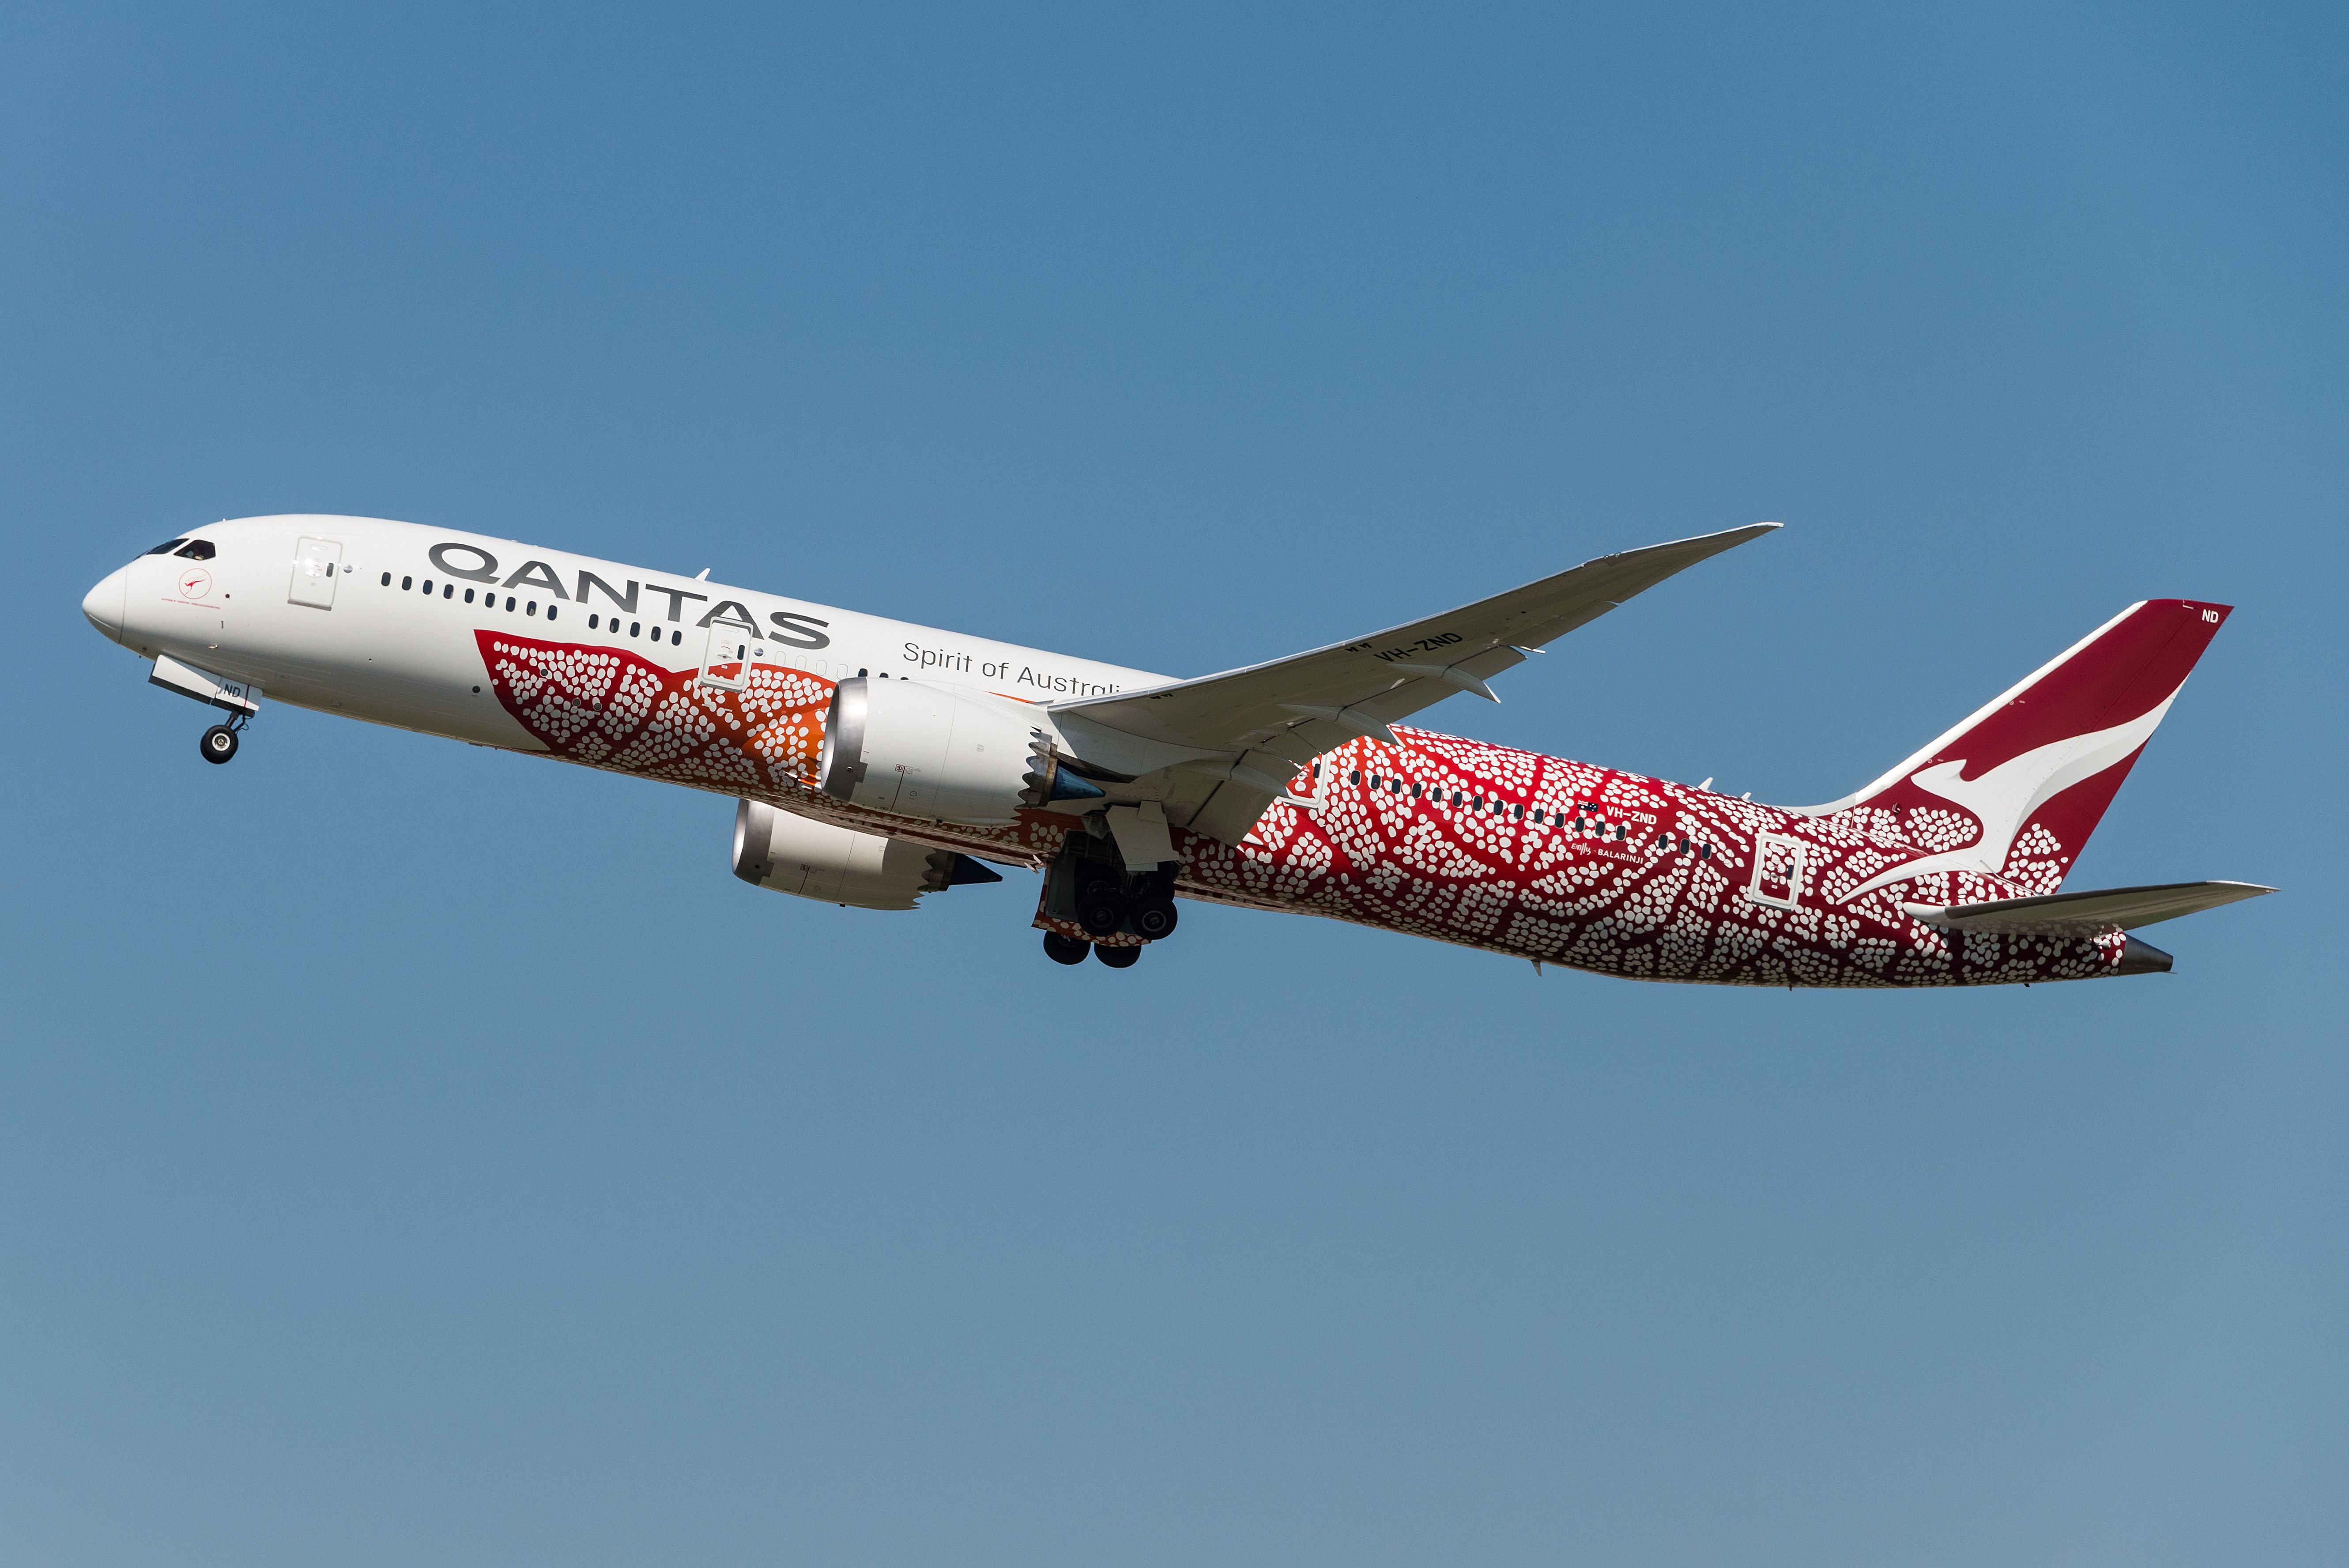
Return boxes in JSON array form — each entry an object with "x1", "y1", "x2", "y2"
[{"x1": 1810, "y1": 599, "x2": 2230, "y2": 903}]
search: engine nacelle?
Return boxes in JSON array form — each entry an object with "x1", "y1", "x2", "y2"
[
  {"x1": 817, "y1": 676, "x2": 1103, "y2": 825},
  {"x1": 731, "y1": 800, "x2": 1002, "y2": 910}
]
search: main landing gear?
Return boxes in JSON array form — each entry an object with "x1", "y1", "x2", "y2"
[
  {"x1": 1074, "y1": 866, "x2": 1177, "y2": 942},
  {"x1": 199, "y1": 709, "x2": 250, "y2": 765},
  {"x1": 1039, "y1": 931, "x2": 1144, "y2": 968},
  {"x1": 1037, "y1": 826, "x2": 1180, "y2": 970}
]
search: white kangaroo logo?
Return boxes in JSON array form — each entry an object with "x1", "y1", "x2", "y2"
[{"x1": 1839, "y1": 692, "x2": 2178, "y2": 903}]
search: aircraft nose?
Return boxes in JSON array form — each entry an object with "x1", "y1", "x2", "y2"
[{"x1": 82, "y1": 565, "x2": 128, "y2": 643}]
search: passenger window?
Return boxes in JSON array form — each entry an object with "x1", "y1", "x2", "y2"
[
  {"x1": 464, "y1": 588, "x2": 475, "y2": 603},
  {"x1": 505, "y1": 596, "x2": 515, "y2": 611},
  {"x1": 173, "y1": 540, "x2": 215, "y2": 560},
  {"x1": 629, "y1": 621, "x2": 641, "y2": 637},
  {"x1": 145, "y1": 538, "x2": 190, "y2": 556},
  {"x1": 381, "y1": 572, "x2": 392, "y2": 586},
  {"x1": 589, "y1": 614, "x2": 600, "y2": 629},
  {"x1": 442, "y1": 584, "x2": 452, "y2": 599},
  {"x1": 402, "y1": 576, "x2": 413, "y2": 590},
  {"x1": 547, "y1": 606, "x2": 557, "y2": 621},
  {"x1": 421, "y1": 580, "x2": 434, "y2": 595},
  {"x1": 671, "y1": 630, "x2": 682, "y2": 645}
]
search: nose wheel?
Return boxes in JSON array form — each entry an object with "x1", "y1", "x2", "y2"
[{"x1": 200, "y1": 709, "x2": 250, "y2": 764}]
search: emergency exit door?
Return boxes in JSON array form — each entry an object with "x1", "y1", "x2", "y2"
[{"x1": 289, "y1": 537, "x2": 342, "y2": 609}]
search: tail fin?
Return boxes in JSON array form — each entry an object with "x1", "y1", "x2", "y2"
[{"x1": 1810, "y1": 599, "x2": 2231, "y2": 903}]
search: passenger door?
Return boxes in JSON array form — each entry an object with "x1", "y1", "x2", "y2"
[
  {"x1": 289, "y1": 536, "x2": 342, "y2": 609},
  {"x1": 1748, "y1": 832, "x2": 1806, "y2": 910},
  {"x1": 698, "y1": 622, "x2": 763, "y2": 693}
]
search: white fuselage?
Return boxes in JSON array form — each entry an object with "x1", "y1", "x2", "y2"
[{"x1": 84, "y1": 514, "x2": 1166, "y2": 754}]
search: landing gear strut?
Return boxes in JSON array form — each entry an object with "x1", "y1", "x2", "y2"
[
  {"x1": 199, "y1": 709, "x2": 249, "y2": 765},
  {"x1": 1077, "y1": 871, "x2": 1126, "y2": 938}
]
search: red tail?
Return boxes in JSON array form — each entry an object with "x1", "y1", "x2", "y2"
[{"x1": 1814, "y1": 599, "x2": 2230, "y2": 902}]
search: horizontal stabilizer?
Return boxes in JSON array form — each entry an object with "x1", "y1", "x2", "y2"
[{"x1": 1902, "y1": 880, "x2": 2274, "y2": 936}]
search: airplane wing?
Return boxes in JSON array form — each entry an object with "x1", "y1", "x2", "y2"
[{"x1": 1049, "y1": 522, "x2": 1778, "y2": 845}]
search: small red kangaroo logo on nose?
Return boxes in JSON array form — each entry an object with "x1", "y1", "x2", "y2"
[{"x1": 178, "y1": 568, "x2": 212, "y2": 599}]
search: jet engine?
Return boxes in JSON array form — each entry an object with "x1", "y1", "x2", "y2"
[
  {"x1": 731, "y1": 799, "x2": 1002, "y2": 910},
  {"x1": 817, "y1": 676, "x2": 1104, "y2": 825}
]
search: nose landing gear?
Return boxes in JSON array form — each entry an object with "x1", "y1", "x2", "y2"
[{"x1": 199, "y1": 709, "x2": 250, "y2": 765}]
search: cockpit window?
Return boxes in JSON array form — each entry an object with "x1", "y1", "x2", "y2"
[
  {"x1": 173, "y1": 539, "x2": 216, "y2": 561},
  {"x1": 144, "y1": 538, "x2": 189, "y2": 555}
]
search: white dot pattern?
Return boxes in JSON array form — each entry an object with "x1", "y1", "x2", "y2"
[{"x1": 480, "y1": 633, "x2": 2124, "y2": 985}]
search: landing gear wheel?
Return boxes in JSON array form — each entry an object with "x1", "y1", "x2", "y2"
[
  {"x1": 1042, "y1": 931, "x2": 1091, "y2": 966},
  {"x1": 200, "y1": 724, "x2": 239, "y2": 764},
  {"x1": 1093, "y1": 943, "x2": 1140, "y2": 969},
  {"x1": 1131, "y1": 898, "x2": 1178, "y2": 941},
  {"x1": 1076, "y1": 890, "x2": 1126, "y2": 938}
]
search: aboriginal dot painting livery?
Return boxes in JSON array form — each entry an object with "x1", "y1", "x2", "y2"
[{"x1": 82, "y1": 515, "x2": 2271, "y2": 980}]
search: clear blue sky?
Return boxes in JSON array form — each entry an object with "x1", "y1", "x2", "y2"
[{"x1": 5, "y1": 5, "x2": 2343, "y2": 1564}]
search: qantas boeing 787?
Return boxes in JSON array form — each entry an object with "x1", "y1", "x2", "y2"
[{"x1": 82, "y1": 516, "x2": 2269, "y2": 981}]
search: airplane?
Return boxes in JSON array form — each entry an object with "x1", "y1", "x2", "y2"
[{"x1": 81, "y1": 515, "x2": 2270, "y2": 984}]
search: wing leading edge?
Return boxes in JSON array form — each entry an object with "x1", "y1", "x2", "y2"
[{"x1": 1048, "y1": 522, "x2": 1779, "y2": 845}]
